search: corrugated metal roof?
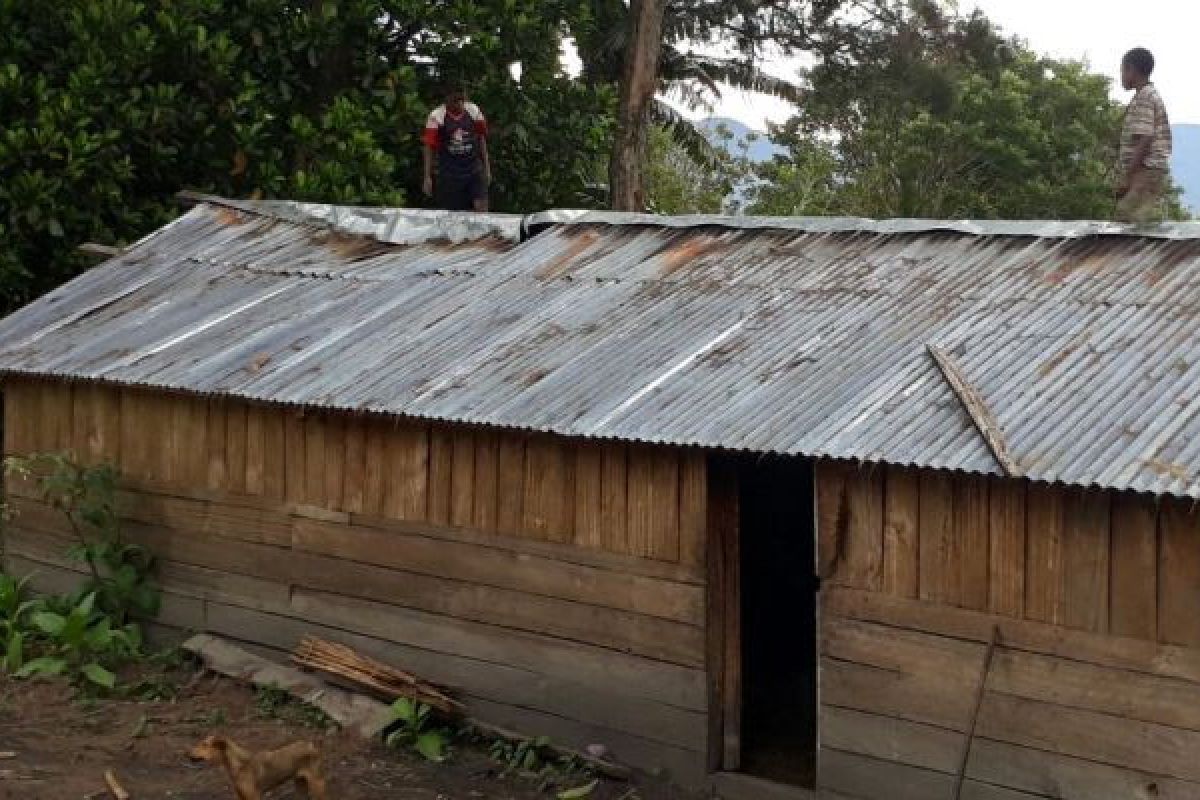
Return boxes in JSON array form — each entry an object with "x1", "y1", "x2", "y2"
[{"x1": 3, "y1": 197, "x2": 1200, "y2": 498}]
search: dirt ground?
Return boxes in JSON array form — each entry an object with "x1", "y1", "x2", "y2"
[{"x1": 0, "y1": 661, "x2": 700, "y2": 800}]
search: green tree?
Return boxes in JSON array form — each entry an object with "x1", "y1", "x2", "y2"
[
  {"x1": 750, "y1": 2, "x2": 1186, "y2": 220},
  {"x1": 644, "y1": 124, "x2": 749, "y2": 214},
  {"x1": 0, "y1": 0, "x2": 612, "y2": 312}
]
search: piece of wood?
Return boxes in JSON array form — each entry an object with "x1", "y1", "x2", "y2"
[
  {"x1": 1061, "y1": 487, "x2": 1110, "y2": 633},
  {"x1": 386, "y1": 422, "x2": 429, "y2": 521},
  {"x1": 523, "y1": 436, "x2": 574, "y2": 543},
  {"x1": 40, "y1": 379, "x2": 74, "y2": 454},
  {"x1": 956, "y1": 474, "x2": 991, "y2": 611},
  {"x1": 261, "y1": 406, "x2": 286, "y2": 500},
  {"x1": 2, "y1": 379, "x2": 37, "y2": 456},
  {"x1": 920, "y1": 470, "x2": 960, "y2": 605},
  {"x1": 679, "y1": 451, "x2": 707, "y2": 569},
  {"x1": 816, "y1": 460, "x2": 850, "y2": 582},
  {"x1": 70, "y1": 383, "x2": 118, "y2": 465},
  {"x1": 842, "y1": 465, "x2": 884, "y2": 590},
  {"x1": 627, "y1": 447, "x2": 680, "y2": 561},
  {"x1": 966, "y1": 737, "x2": 1200, "y2": 800},
  {"x1": 183, "y1": 634, "x2": 391, "y2": 737},
  {"x1": 600, "y1": 443, "x2": 629, "y2": 553},
  {"x1": 823, "y1": 617, "x2": 989, "y2": 686},
  {"x1": 987, "y1": 478, "x2": 1026, "y2": 618},
  {"x1": 1158, "y1": 497, "x2": 1200, "y2": 646},
  {"x1": 883, "y1": 466, "x2": 920, "y2": 598},
  {"x1": 826, "y1": 585, "x2": 1200, "y2": 686},
  {"x1": 104, "y1": 769, "x2": 130, "y2": 800},
  {"x1": 821, "y1": 705, "x2": 962, "y2": 774},
  {"x1": 955, "y1": 625, "x2": 999, "y2": 799},
  {"x1": 1109, "y1": 491, "x2": 1158, "y2": 640},
  {"x1": 303, "y1": 414, "x2": 326, "y2": 506},
  {"x1": 223, "y1": 401, "x2": 247, "y2": 495},
  {"x1": 244, "y1": 404, "x2": 266, "y2": 496},
  {"x1": 341, "y1": 417, "x2": 366, "y2": 513},
  {"x1": 361, "y1": 419, "x2": 386, "y2": 517},
  {"x1": 820, "y1": 748, "x2": 956, "y2": 800},
  {"x1": 79, "y1": 242, "x2": 123, "y2": 258},
  {"x1": 1024, "y1": 482, "x2": 1065, "y2": 625},
  {"x1": 118, "y1": 389, "x2": 151, "y2": 478},
  {"x1": 987, "y1": 648, "x2": 1200, "y2": 732},
  {"x1": 706, "y1": 458, "x2": 737, "y2": 772},
  {"x1": 450, "y1": 429, "x2": 476, "y2": 528},
  {"x1": 427, "y1": 426, "x2": 454, "y2": 525},
  {"x1": 291, "y1": 516, "x2": 703, "y2": 624},
  {"x1": 205, "y1": 398, "x2": 228, "y2": 490},
  {"x1": 977, "y1": 690, "x2": 1200, "y2": 783},
  {"x1": 573, "y1": 442, "x2": 604, "y2": 550},
  {"x1": 496, "y1": 433, "x2": 526, "y2": 535},
  {"x1": 322, "y1": 415, "x2": 345, "y2": 511},
  {"x1": 722, "y1": 466, "x2": 742, "y2": 771},
  {"x1": 472, "y1": 431, "x2": 499, "y2": 531},
  {"x1": 283, "y1": 411, "x2": 306, "y2": 504},
  {"x1": 927, "y1": 344, "x2": 1020, "y2": 477}
]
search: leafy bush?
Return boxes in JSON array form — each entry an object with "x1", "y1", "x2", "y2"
[
  {"x1": 0, "y1": 572, "x2": 41, "y2": 672},
  {"x1": 385, "y1": 698, "x2": 451, "y2": 763},
  {"x1": 16, "y1": 590, "x2": 139, "y2": 690}
]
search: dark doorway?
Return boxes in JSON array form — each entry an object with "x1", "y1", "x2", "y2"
[{"x1": 737, "y1": 454, "x2": 818, "y2": 787}]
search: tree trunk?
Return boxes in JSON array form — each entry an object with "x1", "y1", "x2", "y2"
[{"x1": 609, "y1": 0, "x2": 668, "y2": 211}]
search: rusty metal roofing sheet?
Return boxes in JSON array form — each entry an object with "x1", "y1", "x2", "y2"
[{"x1": 3, "y1": 198, "x2": 1200, "y2": 498}]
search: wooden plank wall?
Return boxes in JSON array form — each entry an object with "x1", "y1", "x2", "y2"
[
  {"x1": 1, "y1": 379, "x2": 709, "y2": 784},
  {"x1": 816, "y1": 460, "x2": 1200, "y2": 799}
]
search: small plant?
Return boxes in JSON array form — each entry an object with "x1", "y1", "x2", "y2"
[
  {"x1": 385, "y1": 698, "x2": 451, "y2": 763},
  {"x1": 16, "y1": 591, "x2": 140, "y2": 690},
  {"x1": 0, "y1": 573, "x2": 42, "y2": 673},
  {"x1": 254, "y1": 684, "x2": 333, "y2": 729},
  {"x1": 4, "y1": 454, "x2": 160, "y2": 627},
  {"x1": 488, "y1": 735, "x2": 596, "y2": 792}
]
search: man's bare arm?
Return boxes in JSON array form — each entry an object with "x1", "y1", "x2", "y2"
[
  {"x1": 422, "y1": 144, "x2": 434, "y2": 196},
  {"x1": 479, "y1": 137, "x2": 491, "y2": 184}
]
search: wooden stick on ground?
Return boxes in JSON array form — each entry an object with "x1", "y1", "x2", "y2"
[
  {"x1": 104, "y1": 769, "x2": 131, "y2": 800},
  {"x1": 927, "y1": 344, "x2": 1022, "y2": 477}
]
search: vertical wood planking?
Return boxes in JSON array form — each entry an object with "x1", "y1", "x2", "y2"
[
  {"x1": 341, "y1": 417, "x2": 366, "y2": 514},
  {"x1": 1159, "y1": 497, "x2": 1200, "y2": 646},
  {"x1": 955, "y1": 473, "x2": 990, "y2": 611},
  {"x1": 573, "y1": 442, "x2": 604, "y2": 549},
  {"x1": 261, "y1": 406, "x2": 286, "y2": 501},
  {"x1": 323, "y1": 415, "x2": 345, "y2": 511},
  {"x1": 1110, "y1": 491, "x2": 1158, "y2": 640},
  {"x1": 2, "y1": 380, "x2": 37, "y2": 455},
  {"x1": 72, "y1": 384, "x2": 120, "y2": 465},
  {"x1": 705, "y1": 456, "x2": 735, "y2": 772},
  {"x1": 1025, "y1": 482, "x2": 1066, "y2": 625},
  {"x1": 816, "y1": 460, "x2": 849, "y2": 583},
  {"x1": 473, "y1": 431, "x2": 499, "y2": 531},
  {"x1": 169, "y1": 394, "x2": 207, "y2": 486},
  {"x1": 883, "y1": 466, "x2": 920, "y2": 598},
  {"x1": 679, "y1": 451, "x2": 707, "y2": 569},
  {"x1": 119, "y1": 389, "x2": 150, "y2": 479},
  {"x1": 361, "y1": 419, "x2": 386, "y2": 517},
  {"x1": 523, "y1": 436, "x2": 574, "y2": 543},
  {"x1": 495, "y1": 433, "x2": 525, "y2": 536},
  {"x1": 427, "y1": 426, "x2": 453, "y2": 525},
  {"x1": 450, "y1": 430, "x2": 476, "y2": 528},
  {"x1": 987, "y1": 477, "x2": 1027, "y2": 618},
  {"x1": 205, "y1": 398, "x2": 228, "y2": 490},
  {"x1": 918, "y1": 470, "x2": 958, "y2": 605},
  {"x1": 600, "y1": 443, "x2": 629, "y2": 553},
  {"x1": 843, "y1": 466, "x2": 884, "y2": 590},
  {"x1": 391, "y1": 422, "x2": 430, "y2": 521},
  {"x1": 225, "y1": 402, "x2": 248, "y2": 494},
  {"x1": 40, "y1": 380, "x2": 74, "y2": 454},
  {"x1": 283, "y1": 411, "x2": 306, "y2": 504},
  {"x1": 1062, "y1": 487, "x2": 1111, "y2": 633},
  {"x1": 303, "y1": 414, "x2": 326, "y2": 506},
  {"x1": 245, "y1": 404, "x2": 266, "y2": 496},
  {"x1": 628, "y1": 448, "x2": 681, "y2": 561},
  {"x1": 721, "y1": 464, "x2": 742, "y2": 771}
]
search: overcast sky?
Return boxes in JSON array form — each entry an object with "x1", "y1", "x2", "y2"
[{"x1": 697, "y1": 0, "x2": 1198, "y2": 130}]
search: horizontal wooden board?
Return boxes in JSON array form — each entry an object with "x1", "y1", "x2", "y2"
[
  {"x1": 977, "y1": 691, "x2": 1200, "y2": 783},
  {"x1": 820, "y1": 705, "x2": 962, "y2": 773},
  {"x1": 821, "y1": 657, "x2": 977, "y2": 732},
  {"x1": 967, "y1": 738, "x2": 1199, "y2": 800},
  {"x1": 822, "y1": 617, "x2": 987, "y2": 685},
  {"x1": 818, "y1": 748, "x2": 955, "y2": 800}
]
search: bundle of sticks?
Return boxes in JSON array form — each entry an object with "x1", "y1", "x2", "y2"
[{"x1": 291, "y1": 637, "x2": 463, "y2": 714}]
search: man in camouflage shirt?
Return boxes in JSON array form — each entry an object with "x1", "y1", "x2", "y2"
[{"x1": 1116, "y1": 48, "x2": 1172, "y2": 224}]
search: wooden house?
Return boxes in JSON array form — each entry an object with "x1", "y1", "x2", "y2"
[{"x1": 4, "y1": 197, "x2": 1200, "y2": 799}]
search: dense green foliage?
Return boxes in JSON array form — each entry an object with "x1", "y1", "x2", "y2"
[
  {"x1": 0, "y1": 0, "x2": 613, "y2": 311},
  {"x1": 749, "y1": 2, "x2": 1186, "y2": 220}
]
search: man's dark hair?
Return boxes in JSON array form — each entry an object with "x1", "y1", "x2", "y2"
[
  {"x1": 441, "y1": 82, "x2": 466, "y2": 100},
  {"x1": 1123, "y1": 48, "x2": 1155, "y2": 77}
]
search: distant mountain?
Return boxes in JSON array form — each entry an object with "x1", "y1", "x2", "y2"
[
  {"x1": 698, "y1": 117, "x2": 784, "y2": 163},
  {"x1": 1173, "y1": 125, "x2": 1200, "y2": 216}
]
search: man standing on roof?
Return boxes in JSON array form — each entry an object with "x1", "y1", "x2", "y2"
[
  {"x1": 1116, "y1": 48, "x2": 1172, "y2": 225},
  {"x1": 422, "y1": 85, "x2": 492, "y2": 212}
]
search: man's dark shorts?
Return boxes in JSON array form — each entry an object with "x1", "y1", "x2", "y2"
[{"x1": 436, "y1": 172, "x2": 487, "y2": 211}]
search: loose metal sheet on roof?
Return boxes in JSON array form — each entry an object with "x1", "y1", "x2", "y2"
[{"x1": 3, "y1": 198, "x2": 1200, "y2": 498}]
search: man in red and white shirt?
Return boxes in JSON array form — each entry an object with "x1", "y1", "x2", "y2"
[{"x1": 422, "y1": 85, "x2": 492, "y2": 212}]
